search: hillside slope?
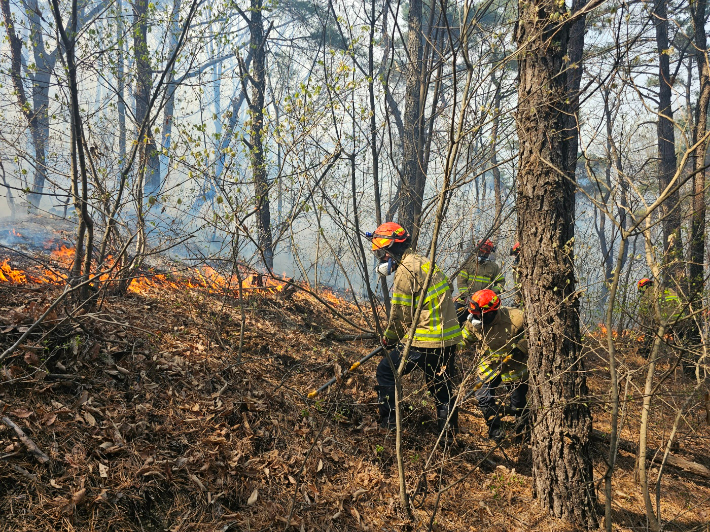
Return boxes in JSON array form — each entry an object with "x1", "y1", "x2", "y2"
[{"x1": 1, "y1": 281, "x2": 708, "y2": 531}]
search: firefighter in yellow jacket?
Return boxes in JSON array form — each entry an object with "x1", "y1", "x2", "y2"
[
  {"x1": 455, "y1": 239, "x2": 504, "y2": 325},
  {"x1": 370, "y1": 222, "x2": 462, "y2": 439},
  {"x1": 636, "y1": 277, "x2": 685, "y2": 358},
  {"x1": 461, "y1": 289, "x2": 528, "y2": 442}
]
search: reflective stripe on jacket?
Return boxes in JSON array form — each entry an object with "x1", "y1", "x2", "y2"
[
  {"x1": 456, "y1": 258, "x2": 504, "y2": 299},
  {"x1": 461, "y1": 307, "x2": 528, "y2": 383},
  {"x1": 383, "y1": 251, "x2": 462, "y2": 348}
]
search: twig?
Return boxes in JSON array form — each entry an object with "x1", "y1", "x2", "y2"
[
  {"x1": 4, "y1": 462, "x2": 37, "y2": 481},
  {"x1": 1, "y1": 416, "x2": 50, "y2": 464}
]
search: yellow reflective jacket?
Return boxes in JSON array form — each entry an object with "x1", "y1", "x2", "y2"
[
  {"x1": 637, "y1": 287, "x2": 683, "y2": 324},
  {"x1": 461, "y1": 307, "x2": 528, "y2": 383},
  {"x1": 382, "y1": 251, "x2": 462, "y2": 348},
  {"x1": 456, "y1": 258, "x2": 504, "y2": 299}
]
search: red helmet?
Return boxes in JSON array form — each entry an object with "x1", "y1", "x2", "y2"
[
  {"x1": 477, "y1": 239, "x2": 495, "y2": 254},
  {"x1": 371, "y1": 222, "x2": 410, "y2": 258},
  {"x1": 468, "y1": 289, "x2": 501, "y2": 317},
  {"x1": 638, "y1": 278, "x2": 653, "y2": 291},
  {"x1": 510, "y1": 242, "x2": 520, "y2": 256}
]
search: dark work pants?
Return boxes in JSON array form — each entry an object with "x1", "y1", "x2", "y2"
[
  {"x1": 474, "y1": 374, "x2": 528, "y2": 437},
  {"x1": 376, "y1": 344, "x2": 457, "y2": 423}
]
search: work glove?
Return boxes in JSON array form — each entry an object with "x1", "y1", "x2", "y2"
[
  {"x1": 381, "y1": 335, "x2": 398, "y2": 350},
  {"x1": 467, "y1": 313, "x2": 483, "y2": 330}
]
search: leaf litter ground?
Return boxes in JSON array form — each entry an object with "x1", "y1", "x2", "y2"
[{"x1": 0, "y1": 282, "x2": 708, "y2": 531}]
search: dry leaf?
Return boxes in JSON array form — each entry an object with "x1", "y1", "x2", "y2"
[
  {"x1": 350, "y1": 507, "x2": 361, "y2": 524},
  {"x1": 71, "y1": 488, "x2": 87, "y2": 505},
  {"x1": 352, "y1": 488, "x2": 367, "y2": 500},
  {"x1": 83, "y1": 411, "x2": 96, "y2": 427},
  {"x1": 12, "y1": 408, "x2": 33, "y2": 419},
  {"x1": 50, "y1": 478, "x2": 63, "y2": 488},
  {"x1": 99, "y1": 463, "x2": 109, "y2": 478},
  {"x1": 317, "y1": 459, "x2": 323, "y2": 472},
  {"x1": 23, "y1": 351, "x2": 40, "y2": 366},
  {"x1": 42, "y1": 413, "x2": 57, "y2": 427},
  {"x1": 288, "y1": 475, "x2": 297, "y2": 484},
  {"x1": 247, "y1": 488, "x2": 259, "y2": 506}
]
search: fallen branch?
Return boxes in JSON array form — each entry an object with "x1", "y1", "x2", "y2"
[
  {"x1": 317, "y1": 330, "x2": 376, "y2": 342},
  {"x1": 1, "y1": 416, "x2": 50, "y2": 464},
  {"x1": 592, "y1": 429, "x2": 710, "y2": 478}
]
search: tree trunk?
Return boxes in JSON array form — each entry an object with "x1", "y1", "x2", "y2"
[
  {"x1": 160, "y1": 0, "x2": 182, "y2": 181},
  {"x1": 117, "y1": 0, "x2": 127, "y2": 161},
  {"x1": 653, "y1": 0, "x2": 683, "y2": 283},
  {"x1": 399, "y1": 0, "x2": 423, "y2": 239},
  {"x1": 1, "y1": 0, "x2": 49, "y2": 207},
  {"x1": 689, "y1": 0, "x2": 709, "y2": 303},
  {"x1": 248, "y1": 0, "x2": 274, "y2": 270},
  {"x1": 491, "y1": 69, "x2": 502, "y2": 241},
  {"x1": 368, "y1": 0, "x2": 390, "y2": 315},
  {"x1": 133, "y1": 0, "x2": 160, "y2": 197},
  {"x1": 515, "y1": 0, "x2": 598, "y2": 527}
]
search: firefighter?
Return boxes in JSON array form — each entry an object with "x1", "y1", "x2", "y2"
[
  {"x1": 461, "y1": 289, "x2": 528, "y2": 443},
  {"x1": 455, "y1": 239, "x2": 505, "y2": 326},
  {"x1": 510, "y1": 242, "x2": 522, "y2": 308},
  {"x1": 637, "y1": 278, "x2": 658, "y2": 356},
  {"x1": 370, "y1": 222, "x2": 462, "y2": 440}
]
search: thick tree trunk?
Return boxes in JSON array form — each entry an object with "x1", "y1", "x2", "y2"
[
  {"x1": 653, "y1": 0, "x2": 684, "y2": 282},
  {"x1": 515, "y1": 0, "x2": 598, "y2": 528},
  {"x1": 689, "y1": 0, "x2": 709, "y2": 302},
  {"x1": 399, "y1": 0, "x2": 423, "y2": 239},
  {"x1": 249, "y1": 0, "x2": 274, "y2": 270}
]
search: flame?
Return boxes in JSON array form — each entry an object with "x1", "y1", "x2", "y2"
[
  {"x1": 50, "y1": 245, "x2": 75, "y2": 267},
  {"x1": 0, "y1": 259, "x2": 27, "y2": 284},
  {"x1": 0, "y1": 243, "x2": 345, "y2": 305}
]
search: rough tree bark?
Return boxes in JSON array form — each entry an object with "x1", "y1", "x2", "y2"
[
  {"x1": 515, "y1": 0, "x2": 598, "y2": 527},
  {"x1": 689, "y1": 0, "x2": 709, "y2": 302},
  {"x1": 653, "y1": 0, "x2": 684, "y2": 283},
  {"x1": 398, "y1": 0, "x2": 423, "y2": 240},
  {"x1": 248, "y1": 0, "x2": 274, "y2": 270}
]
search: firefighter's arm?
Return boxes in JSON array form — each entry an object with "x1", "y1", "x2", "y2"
[
  {"x1": 382, "y1": 270, "x2": 413, "y2": 342},
  {"x1": 456, "y1": 267, "x2": 470, "y2": 301},
  {"x1": 460, "y1": 317, "x2": 483, "y2": 347},
  {"x1": 509, "y1": 335, "x2": 528, "y2": 362}
]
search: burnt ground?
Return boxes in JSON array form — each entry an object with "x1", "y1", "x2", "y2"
[{"x1": 0, "y1": 280, "x2": 709, "y2": 531}]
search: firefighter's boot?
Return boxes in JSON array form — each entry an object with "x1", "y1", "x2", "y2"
[
  {"x1": 436, "y1": 404, "x2": 459, "y2": 445},
  {"x1": 377, "y1": 386, "x2": 397, "y2": 430},
  {"x1": 483, "y1": 408, "x2": 504, "y2": 443}
]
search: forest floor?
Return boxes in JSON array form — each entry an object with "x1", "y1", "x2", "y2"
[{"x1": 1, "y1": 277, "x2": 709, "y2": 531}]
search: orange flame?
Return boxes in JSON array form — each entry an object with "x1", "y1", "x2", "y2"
[
  {"x1": 0, "y1": 244, "x2": 339, "y2": 304},
  {"x1": 0, "y1": 259, "x2": 27, "y2": 284}
]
